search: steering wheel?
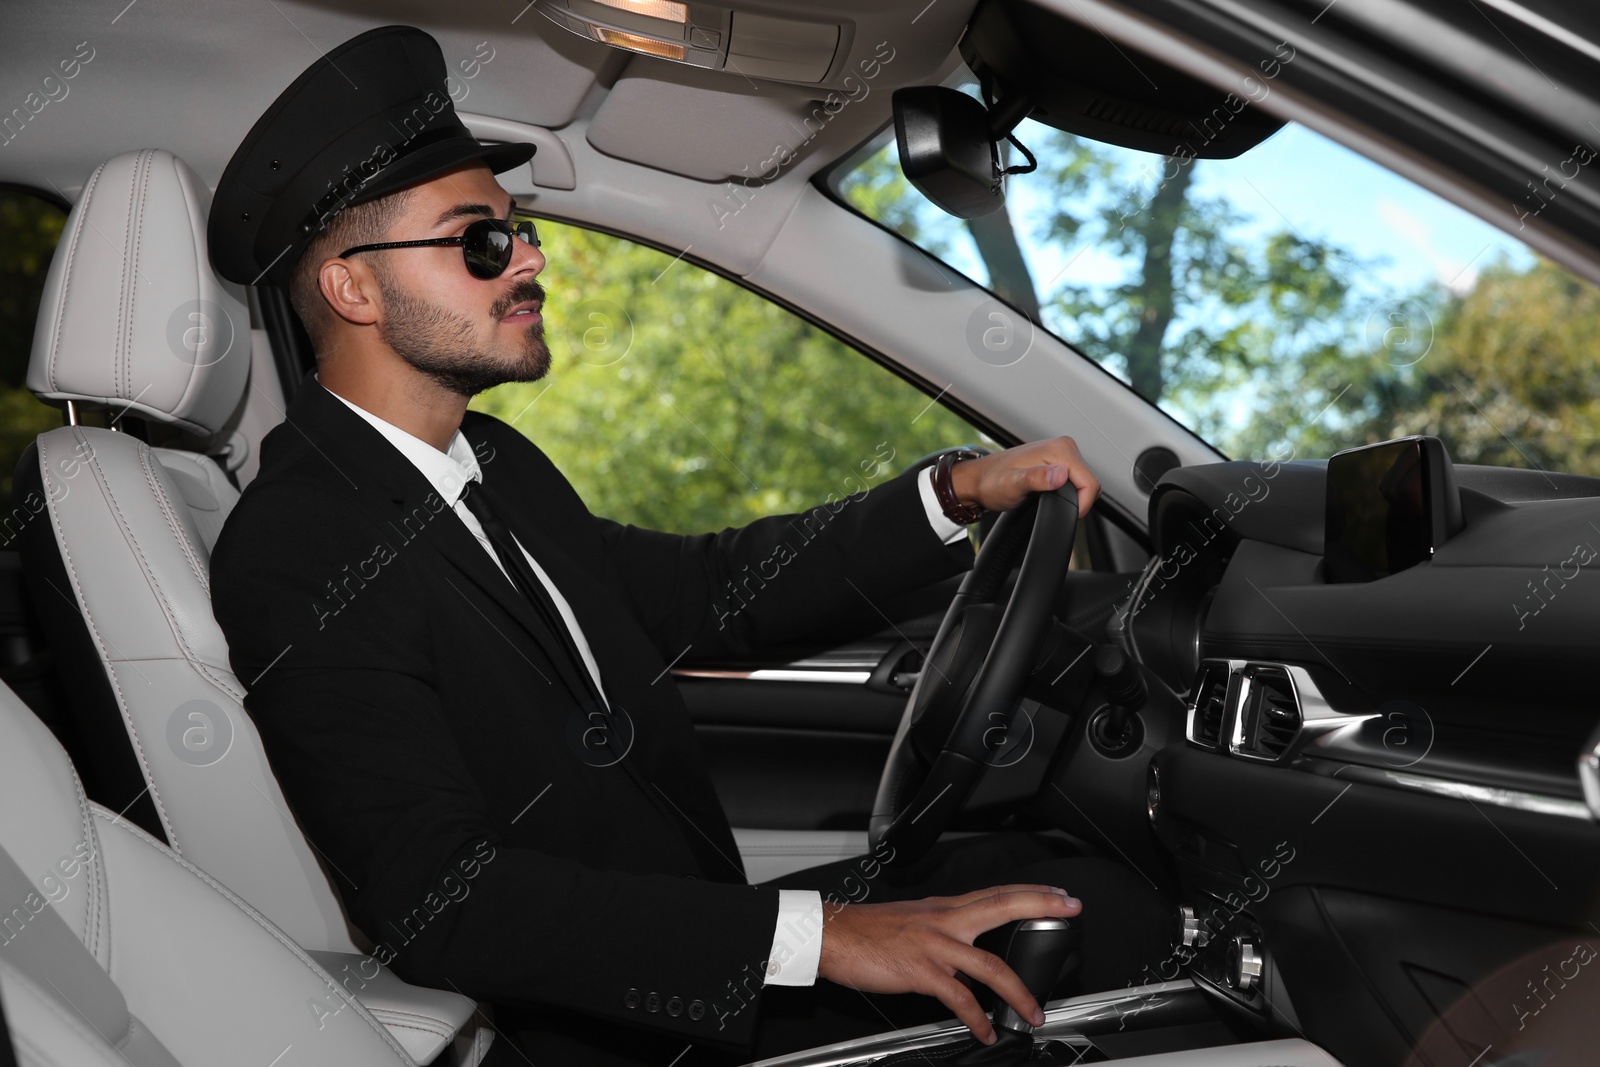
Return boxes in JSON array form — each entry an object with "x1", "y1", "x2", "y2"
[{"x1": 869, "y1": 482, "x2": 1080, "y2": 866}]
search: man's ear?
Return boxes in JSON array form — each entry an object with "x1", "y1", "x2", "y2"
[{"x1": 320, "y1": 258, "x2": 381, "y2": 328}]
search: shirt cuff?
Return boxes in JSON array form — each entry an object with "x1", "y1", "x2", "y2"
[
  {"x1": 763, "y1": 889, "x2": 824, "y2": 986},
  {"x1": 919, "y1": 465, "x2": 972, "y2": 545}
]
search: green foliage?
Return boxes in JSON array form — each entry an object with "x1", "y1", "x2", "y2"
[
  {"x1": 1360, "y1": 258, "x2": 1600, "y2": 475},
  {"x1": 0, "y1": 191, "x2": 68, "y2": 519},
  {"x1": 469, "y1": 221, "x2": 987, "y2": 534}
]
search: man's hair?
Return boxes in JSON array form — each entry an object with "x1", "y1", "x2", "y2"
[{"x1": 286, "y1": 189, "x2": 414, "y2": 353}]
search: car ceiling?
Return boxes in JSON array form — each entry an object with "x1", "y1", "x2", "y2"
[{"x1": 0, "y1": 0, "x2": 972, "y2": 197}]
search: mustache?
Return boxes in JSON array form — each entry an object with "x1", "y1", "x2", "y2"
[{"x1": 492, "y1": 280, "x2": 546, "y2": 319}]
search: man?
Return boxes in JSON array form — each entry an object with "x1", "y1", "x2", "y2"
[{"x1": 208, "y1": 25, "x2": 1172, "y2": 1066}]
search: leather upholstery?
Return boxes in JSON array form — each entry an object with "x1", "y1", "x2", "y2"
[
  {"x1": 26, "y1": 149, "x2": 249, "y2": 437},
  {"x1": 16, "y1": 149, "x2": 479, "y2": 1064},
  {"x1": 0, "y1": 678, "x2": 413, "y2": 1065}
]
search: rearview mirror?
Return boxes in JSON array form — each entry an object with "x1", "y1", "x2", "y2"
[{"x1": 892, "y1": 86, "x2": 1004, "y2": 220}]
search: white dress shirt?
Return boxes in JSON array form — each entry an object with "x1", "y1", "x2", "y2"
[{"x1": 323, "y1": 381, "x2": 970, "y2": 986}]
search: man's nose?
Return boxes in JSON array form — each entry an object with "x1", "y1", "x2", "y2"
[{"x1": 508, "y1": 230, "x2": 545, "y2": 277}]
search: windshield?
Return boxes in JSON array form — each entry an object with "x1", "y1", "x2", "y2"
[{"x1": 835, "y1": 95, "x2": 1600, "y2": 475}]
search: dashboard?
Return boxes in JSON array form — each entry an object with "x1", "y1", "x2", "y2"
[
  {"x1": 1091, "y1": 442, "x2": 1600, "y2": 1046},
  {"x1": 1114, "y1": 447, "x2": 1600, "y2": 803}
]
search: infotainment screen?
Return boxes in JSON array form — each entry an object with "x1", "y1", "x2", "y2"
[{"x1": 1324, "y1": 436, "x2": 1461, "y2": 583}]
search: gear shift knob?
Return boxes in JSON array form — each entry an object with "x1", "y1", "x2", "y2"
[{"x1": 991, "y1": 917, "x2": 1079, "y2": 1035}]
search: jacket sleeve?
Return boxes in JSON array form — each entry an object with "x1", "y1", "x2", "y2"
[
  {"x1": 210, "y1": 479, "x2": 781, "y2": 1048},
  {"x1": 590, "y1": 461, "x2": 977, "y2": 662}
]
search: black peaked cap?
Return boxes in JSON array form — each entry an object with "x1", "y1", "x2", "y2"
[{"x1": 208, "y1": 24, "x2": 536, "y2": 288}]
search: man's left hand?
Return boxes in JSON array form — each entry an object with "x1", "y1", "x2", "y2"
[{"x1": 949, "y1": 436, "x2": 1100, "y2": 515}]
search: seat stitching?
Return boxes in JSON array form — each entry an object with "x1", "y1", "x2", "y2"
[
  {"x1": 126, "y1": 150, "x2": 154, "y2": 401},
  {"x1": 39, "y1": 432, "x2": 182, "y2": 855},
  {"x1": 92, "y1": 809, "x2": 418, "y2": 1065},
  {"x1": 135, "y1": 446, "x2": 248, "y2": 704},
  {"x1": 365, "y1": 1012, "x2": 454, "y2": 1037},
  {"x1": 140, "y1": 445, "x2": 209, "y2": 592},
  {"x1": 46, "y1": 160, "x2": 104, "y2": 392},
  {"x1": 66, "y1": 761, "x2": 107, "y2": 970},
  {"x1": 117, "y1": 155, "x2": 137, "y2": 400}
]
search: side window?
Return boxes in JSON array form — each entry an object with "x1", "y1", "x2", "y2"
[
  {"x1": 0, "y1": 188, "x2": 69, "y2": 539},
  {"x1": 468, "y1": 219, "x2": 992, "y2": 534}
]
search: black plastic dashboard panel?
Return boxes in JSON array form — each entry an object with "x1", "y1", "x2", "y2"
[{"x1": 1132, "y1": 459, "x2": 1600, "y2": 783}]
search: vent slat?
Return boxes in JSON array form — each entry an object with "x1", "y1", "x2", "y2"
[{"x1": 1245, "y1": 674, "x2": 1302, "y2": 758}]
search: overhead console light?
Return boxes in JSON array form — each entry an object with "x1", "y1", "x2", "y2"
[
  {"x1": 535, "y1": 1, "x2": 842, "y2": 82},
  {"x1": 590, "y1": 0, "x2": 687, "y2": 22},
  {"x1": 593, "y1": 26, "x2": 687, "y2": 60}
]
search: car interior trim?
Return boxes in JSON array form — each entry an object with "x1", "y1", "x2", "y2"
[
  {"x1": 672, "y1": 667, "x2": 872, "y2": 684},
  {"x1": 746, "y1": 980, "x2": 1208, "y2": 1067}
]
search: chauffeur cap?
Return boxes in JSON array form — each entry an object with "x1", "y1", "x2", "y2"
[{"x1": 208, "y1": 24, "x2": 536, "y2": 288}]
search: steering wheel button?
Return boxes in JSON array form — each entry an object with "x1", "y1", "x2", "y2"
[
  {"x1": 688, "y1": 999, "x2": 706, "y2": 1021},
  {"x1": 645, "y1": 991, "x2": 663, "y2": 1012},
  {"x1": 623, "y1": 987, "x2": 641, "y2": 1010},
  {"x1": 666, "y1": 996, "x2": 684, "y2": 1016}
]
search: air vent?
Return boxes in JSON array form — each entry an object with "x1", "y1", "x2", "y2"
[
  {"x1": 1232, "y1": 668, "x2": 1303, "y2": 761},
  {"x1": 1186, "y1": 662, "x2": 1230, "y2": 749}
]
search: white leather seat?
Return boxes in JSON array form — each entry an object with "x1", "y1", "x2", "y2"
[
  {"x1": 14, "y1": 148, "x2": 481, "y2": 1065},
  {"x1": 0, "y1": 675, "x2": 413, "y2": 1065}
]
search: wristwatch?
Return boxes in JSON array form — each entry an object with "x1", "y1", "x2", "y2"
[{"x1": 931, "y1": 449, "x2": 986, "y2": 525}]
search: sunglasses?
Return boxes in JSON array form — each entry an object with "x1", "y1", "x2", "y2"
[{"x1": 340, "y1": 217, "x2": 540, "y2": 280}]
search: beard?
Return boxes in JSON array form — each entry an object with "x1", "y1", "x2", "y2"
[{"x1": 374, "y1": 263, "x2": 551, "y2": 398}]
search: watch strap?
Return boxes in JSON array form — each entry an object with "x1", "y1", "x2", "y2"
[{"x1": 932, "y1": 449, "x2": 985, "y2": 525}]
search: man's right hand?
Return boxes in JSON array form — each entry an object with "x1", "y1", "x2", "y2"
[{"x1": 817, "y1": 884, "x2": 1082, "y2": 1045}]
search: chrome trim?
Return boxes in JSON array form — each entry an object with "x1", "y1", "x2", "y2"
[
  {"x1": 1579, "y1": 720, "x2": 1600, "y2": 820},
  {"x1": 1383, "y1": 769, "x2": 1592, "y2": 821},
  {"x1": 1230, "y1": 938, "x2": 1262, "y2": 991},
  {"x1": 1190, "y1": 661, "x2": 1590, "y2": 821},
  {"x1": 1184, "y1": 659, "x2": 1239, "y2": 750},
  {"x1": 1192, "y1": 659, "x2": 1378, "y2": 765},
  {"x1": 1231, "y1": 663, "x2": 1379, "y2": 764},
  {"x1": 743, "y1": 981, "x2": 1201, "y2": 1067},
  {"x1": 671, "y1": 668, "x2": 871, "y2": 684},
  {"x1": 1226, "y1": 670, "x2": 1255, "y2": 756},
  {"x1": 64, "y1": 400, "x2": 79, "y2": 426},
  {"x1": 1146, "y1": 762, "x2": 1161, "y2": 826},
  {"x1": 993, "y1": 919, "x2": 1072, "y2": 1035},
  {"x1": 1279, "y1": 664, "x2": 1377, "y2": 759},
  {"x1": 1178, "y1": 905, "x2": 1209, "y2": 949}
]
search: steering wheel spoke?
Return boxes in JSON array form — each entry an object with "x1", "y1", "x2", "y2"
[{"x1": 869, "y1": 484, "x2": 1083, "y2": 864}]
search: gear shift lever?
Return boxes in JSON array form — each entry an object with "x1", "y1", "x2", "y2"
[
  {"x1": 875, "y1": 916, "x2": 1082, "y2": 1066},
  {"x1": 992, "y1": 917, "x2": 1080, "y2": 1035}
]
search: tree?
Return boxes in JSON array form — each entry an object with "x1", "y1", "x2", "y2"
[{"x1": 469, "y1": 221, "x2": 989, "y2": 534}]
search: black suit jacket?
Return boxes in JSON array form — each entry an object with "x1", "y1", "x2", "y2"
[{"x1": 210, "y1": 371, "x2": 974, "y2": 1057}]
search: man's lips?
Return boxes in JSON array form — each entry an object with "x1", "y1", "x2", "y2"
[{"x1": 500, "y1": 300, "x2": 542, "y2": 324}]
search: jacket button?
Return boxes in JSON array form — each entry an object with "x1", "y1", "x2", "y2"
[
  {"x1": 687, "y1": 999, "x2": 706, "y2": 1021},
  {"x1": 623, "y1": 988, "x2": 641, "y2": 1010},
  {"x1": 645, "y1": 992, "x2": 663, "y2": 1012},
  {"x1": 666, "y1": 996, "x2": 683, "y2": 1017}
]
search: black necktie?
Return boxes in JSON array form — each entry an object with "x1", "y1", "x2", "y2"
[{"x1": 458, "y1": 478, "x2": 608, "y2": 714}]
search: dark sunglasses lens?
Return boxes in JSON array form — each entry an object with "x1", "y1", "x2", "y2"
[{"x1": 463, "y1": 220, "x2": 513, "y2": 279}]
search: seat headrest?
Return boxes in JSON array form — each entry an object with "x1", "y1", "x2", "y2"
[{"x1": 26, "y1": 149, "x2": 251, "y2": 437}]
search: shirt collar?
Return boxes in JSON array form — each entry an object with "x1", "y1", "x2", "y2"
[{"x1": 318, "y1": 373, "x2": 481, "y2": 507}]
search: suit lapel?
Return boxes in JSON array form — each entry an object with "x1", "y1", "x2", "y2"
[{"x1": 284, "y1": 375, "x2": 597, "y2": 713}]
